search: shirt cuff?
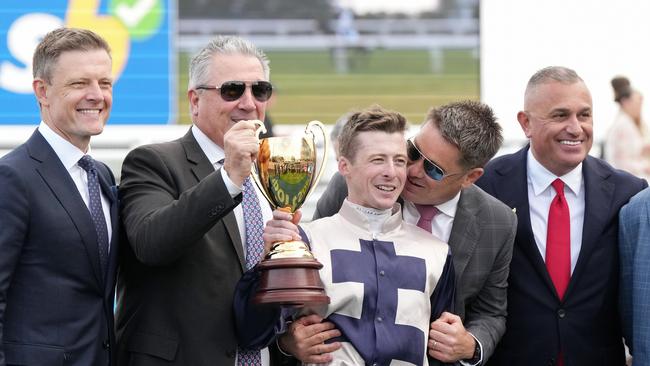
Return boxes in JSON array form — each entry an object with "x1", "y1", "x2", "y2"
[
  {"x1": 276, "y1": 335, "x2": 294, "y2": 357},
  {"x1": 220, "y1": 167, "x2": 243, "y2": 198},
  {"x1": 459, "y1": 332, "x2": 483, "y2": 366}
]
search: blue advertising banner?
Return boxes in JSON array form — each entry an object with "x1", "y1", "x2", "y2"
[{"x1": 0, "y1": 0, "x2": 175, "y2": 124}]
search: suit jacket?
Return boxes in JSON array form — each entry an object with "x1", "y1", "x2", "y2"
[
  {"x1": 313, "y1": 173, "x2": 517, "y2": 362},
  {"x1": 0, "y1": 130, "x2": 119, "y2": 366},
  {"x1": 116, "y1": 130, "x2": 286, "y2": 366},
  {"x1": 476, "y1": 147, "x2": 647, "y2": 366},
  {"x1": 619, "y1": 187, "x2": 650, "y2": 364}
]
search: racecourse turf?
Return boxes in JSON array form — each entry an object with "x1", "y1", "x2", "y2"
[{"x1": 177, "y1": 49, "x2": 479, "y2": 126}]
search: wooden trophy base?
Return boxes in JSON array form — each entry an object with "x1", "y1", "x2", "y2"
[{"x1": 253, "y1": 258, "x2": 330, "y2": 306}]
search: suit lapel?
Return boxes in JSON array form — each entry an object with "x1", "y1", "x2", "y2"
[
  {"x1": 565, "y1": 157, "x2": 614, "y2": 298},
  {"x1": 448, "y1": 187, "x2": 480, "y2": 280},
  {"x1": 27, "y1": 131, "x2": 104, "y2": 289},
  {"x1": 181, "y1": 130, "x2": 246, "y2": 269},
  {"x1": 494, "y1": 147, "x2": 558, "y2": 297}
]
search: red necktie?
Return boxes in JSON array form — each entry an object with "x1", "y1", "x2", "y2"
[
  {"x1": 415, "y1": 204, "x2": 439, "y2": 233},
  {"x1": 547, "y1": 179, "x2": 570, "y2": 366},
  {"x1": 546, "y1": 179, "x2": 571, "y2": 300}
]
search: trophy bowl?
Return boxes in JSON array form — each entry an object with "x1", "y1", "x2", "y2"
[{"x1": 251, "y1": 121, "x2": 330, "y2": 305}]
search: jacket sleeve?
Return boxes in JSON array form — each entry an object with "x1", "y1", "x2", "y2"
[
  {"x1": 430, "y1": 249, "x2": 456, "y2": 320},
  {"x1": 233, "y1": 268, "x2": 294, "y2": 349},
  {"x1": 463, "y1": 207, "x2": 516, "y2": 362},
  {"x1": 119, "y1": 145, "x2": 241, "y2": 266},
  {"x1": 0, "y1": 164, "x2": 29, "y2": 365}
]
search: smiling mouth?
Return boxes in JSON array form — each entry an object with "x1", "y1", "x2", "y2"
[
  {"x1": 77, "y1": 109, "x2": 101, "y2": 115},
  {"x1": 406, "y1": 177, "x2": 424, "y2": 188},
  {"x1": 376, "y1": 184, "x2": 397, "y2": 192},
  {"x1": 559, "y1": 140, "x2": 581, "y2": 146}
]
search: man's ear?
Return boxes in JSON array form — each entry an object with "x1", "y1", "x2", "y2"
[
  {"x1": 517, "y1": 111, "x2": 533, "y2": 138},
  {"x1": 338, "y1": 156, "x2": 351, "y2": 178},
  {"x1": 188, "y1": 89, "x2": 200, "y2": 117},
  {"x1": 461, "y1": 167, "x2": 484, "y2": 188},
  {"x1": 33, "y1": 79, "x2": 48, "y2": 107}
]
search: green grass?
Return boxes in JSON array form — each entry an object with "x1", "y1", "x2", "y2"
[{"x1": 177, "y1": 49, "x2": 479, "y2": 125}]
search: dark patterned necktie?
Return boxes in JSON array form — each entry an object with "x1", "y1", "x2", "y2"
[
  {"x1": 78, "y1": 155, "x2": 109, "y2": 279},
  {"x1": 237, "y1": 176, "x2": 263, "y2": 366}
]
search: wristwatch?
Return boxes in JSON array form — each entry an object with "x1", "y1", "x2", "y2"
[{"x1": 466, "y1": 339, "x2": 481, "y2": 365}]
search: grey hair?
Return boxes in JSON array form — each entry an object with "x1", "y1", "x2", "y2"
[
  {"x1": 188, "y1": 35, "x2": 270, "y2": 89},
  {"x1": 525, "y1": 66, "x2": 583, "y2": 98},
  {"x1": 425, "y1": 100, "x2": 503, "y2": 169}
]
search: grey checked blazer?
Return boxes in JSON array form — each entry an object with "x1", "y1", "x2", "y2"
[
  {"x1": 619, "y1": 187, "x2": 650, "y2": 365},
  {"x1": 313, "y1": 172, "x2": 517, "y2": 362}
]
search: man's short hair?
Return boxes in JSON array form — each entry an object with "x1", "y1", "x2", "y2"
[
  {"x1": 188, "y1": 35, "x2": 270, "y2": 89},
  {"x1": 524, "y1": 66, "x2": 583, "y2": 100},
  {"x1": 33, "y1": 28, "x2": 111, "y2": 83},
  {"x1": 426, "y1": 100, "x2": 502, "y2": 169},
  {"x1": 338, "y1": 104, "x2": 408, "y2": 161}
]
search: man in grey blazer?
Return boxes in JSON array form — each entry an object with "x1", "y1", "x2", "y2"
[
  {"x1": 283, "y1": 101, "x2": 517, "y2": 365},
  {"x1": 115, "y1": 36, "x2": 282, "y2": 365}
]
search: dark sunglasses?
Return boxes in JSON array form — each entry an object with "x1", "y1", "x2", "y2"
[
  {"x1": 407, "y1": 138, "x2": 462, "y2": 181},
  {"x1": 196, "y1": 80, "x2": 273, "y2": 102}
]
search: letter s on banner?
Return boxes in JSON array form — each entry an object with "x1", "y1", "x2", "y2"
[{"x1": 0, "y1": 13, "x2": 62, "y2": 93}]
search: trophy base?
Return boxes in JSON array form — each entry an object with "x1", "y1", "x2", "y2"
[{"x1": 253, "y1": 258, "x2": 330, "y2": 306}]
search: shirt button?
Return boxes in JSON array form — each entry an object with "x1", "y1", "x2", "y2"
[
  {"x1": 557, "y1": 309, "x2": 566, "y2": 318},
  {"x1": 379, "y1": 270, "x2": 385, "y2": 276}
]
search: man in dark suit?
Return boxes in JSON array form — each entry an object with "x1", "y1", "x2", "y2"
[
  {"x1": 476, "y1": 66, "x2": 647, "y2": 366},
  {"x1": 299, "y1": 101, "x2": 517, "y2": 365},
  {"x1": 0, "y1": 28, "x2": 118, "y2": 366},
  {"x1": 116, "y1": 36, "x2": 278, "y2": 365}
]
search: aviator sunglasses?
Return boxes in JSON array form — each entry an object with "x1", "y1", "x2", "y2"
[
  {"x1": 196, "y1": 80, "x2": 273, "y2": 102},
  {"x1": 407, "y1": 137, "x2": 462, "y2": 181}
]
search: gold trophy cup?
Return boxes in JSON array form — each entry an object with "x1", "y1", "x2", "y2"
[{"x1": 251, "y1": 121, "x2": 330, "y2": 305}]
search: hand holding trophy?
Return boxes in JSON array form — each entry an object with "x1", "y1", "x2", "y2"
[{"x1": 250, "y1": 121, "x2": 330, "y2": 305}]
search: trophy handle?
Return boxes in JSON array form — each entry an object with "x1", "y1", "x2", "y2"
[
  {"x1": 253, "y1": 120, "x2": 267, "y2": 139},
  {"x1": 250, "y1": 120, "x2": 275, "y2": 208},
  {"x1": 304, "y1": 120, "x2": 329, "y2": 201}
]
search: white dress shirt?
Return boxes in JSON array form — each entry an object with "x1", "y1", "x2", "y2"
[
  {"x1": 192, "y1": 125, "x2": 272, "y2": 366},
  {"x1": 526, "y1": 150, "x2": 585, "y2": 274},
  {"x1": 402, "y1": 191, "x2": 460, "y2": 243},
  {"x1": 38, "y1": 122, "x2": 112, "y2": 246}
]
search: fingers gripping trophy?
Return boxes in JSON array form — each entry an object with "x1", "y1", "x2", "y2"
[{"x1": 250, "y1": 121, "x2": 330, "y2": 305}]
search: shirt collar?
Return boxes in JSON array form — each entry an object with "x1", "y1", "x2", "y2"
[
  {"x1": 435, "y1": 190, "x2": 460, "y2": 218},
  {"x1": 192, "y1": 125, "x2": 225, "y2": 166},
  {"x1": 527, "y1": 149, "x2": 583, "y2": 196},
  {"x1": 38, "y1": 121, "x2": 88, "y2": 171},
  {"x1": 403, "y1": 189, "x2": 460, "y2": 218}
]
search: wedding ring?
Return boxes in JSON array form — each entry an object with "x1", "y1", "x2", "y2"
[{"x1": 432, "y1": 340, "x2": 437, "y2": 349}]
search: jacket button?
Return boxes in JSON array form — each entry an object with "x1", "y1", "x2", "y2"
[
  {"x1": 103, "y1": 340, "x2": 110, "y2": 349},
  {"x1": 557, "y1": 309, "x2": 566, "y2": 318},
  {"x1": 208, "y1": 209, "x2": 218, "y2": 217},
  {"x1": 216, "y1": 203, "x2": 225, "y2": 210},
  {"x1": 63, "y1": 353, "x2": 71, "y2": 360}
]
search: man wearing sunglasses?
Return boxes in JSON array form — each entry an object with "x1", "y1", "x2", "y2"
[
  {"x1": 283, "y1": 100, "x2": 517, "y2": 365},
  {"x1": 476, "y1": 67, "x2": 647, "y2": 366},
  {"x1": 115, "y1": 35, "x2": 281, "y2": 366}
]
